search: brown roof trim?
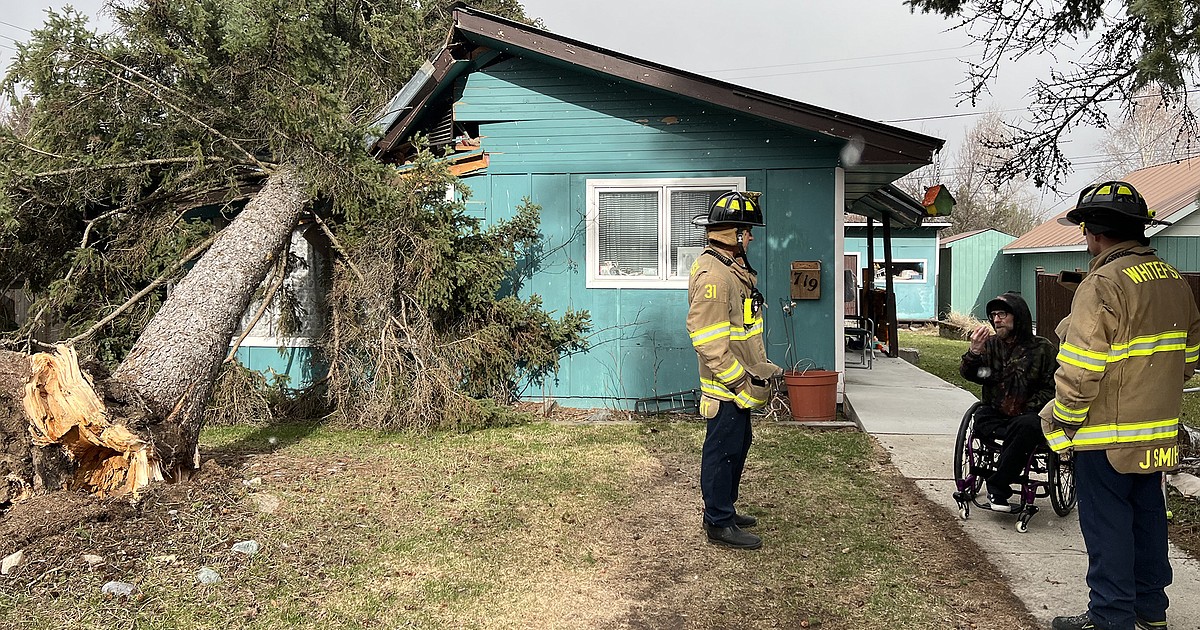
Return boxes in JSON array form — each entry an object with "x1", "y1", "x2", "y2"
[{"x1": 374, "y1": 7, "x2": 943, "y2": 163}]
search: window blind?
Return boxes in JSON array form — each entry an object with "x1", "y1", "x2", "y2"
[
  {"x1": 597, "y1": 191, "x2": 659, "y2": 276},
  {"x1": 670, "y1": 189, "x2": 726, "y2": 277}
]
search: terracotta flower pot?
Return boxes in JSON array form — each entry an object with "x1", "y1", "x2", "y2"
[{"x1": 782, "y1": 369, "x2": 838, "y2": 421}]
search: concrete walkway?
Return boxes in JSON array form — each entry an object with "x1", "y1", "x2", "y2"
[{"x1": 843, "y1": 357, "x2": 1200, "y2": 630}]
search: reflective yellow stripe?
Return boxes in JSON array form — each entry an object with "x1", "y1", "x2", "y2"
[
  {"x1": 1058, "y1": 342, "x2": 1108, "y2": 372},
  {"x1": 1187, "y1": 343, "x2": 1200, "y2": 364},
  {"x1": 715, "y1": 361, "x2": 745, "y2": 384},
  {"x1": 1053, "y1": 400, "x2": 1088, "y2": 425},
  {"x1": 1071, "y1": 418, "x2": 1179, "y2": 446},
  {"x1": 1045, "y1": 429, "x2": 1072, "y2": 453},
  {"x1": 690, "y1": 321, "x2": 730, "y2": 347},
  {"x1": 729, "y1": 324, "x2": 763, "y2": 341},
  {"x1": 700, "y1": 378, "x2": 735, "y2": 400},
  {"x1": 735, "y1": 390, "x2": 766, "y2": 408},
  {"x1": 1107, "y1": 331, "x2": 1188, "y2": 363}
]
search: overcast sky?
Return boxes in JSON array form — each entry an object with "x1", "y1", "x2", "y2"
[{"x1": 1, "y1": 0, "x2": 1107, "y2": 213}]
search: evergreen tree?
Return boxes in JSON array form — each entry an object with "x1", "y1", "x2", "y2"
[{"x1": 0, "y1": 1, "x2": 587, "y2": 493}]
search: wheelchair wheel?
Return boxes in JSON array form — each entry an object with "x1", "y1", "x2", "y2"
[
  {"x1": 953, "y1": 402, "x2": 985, "y2": 518},
  {"x1": 1048, "y1": 454, "x2": 1077, "y2": 516}
]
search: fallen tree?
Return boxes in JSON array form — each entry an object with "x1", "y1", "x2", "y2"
[{"x1": 0, "y1": 1, "x2": 586, "y2": 502}]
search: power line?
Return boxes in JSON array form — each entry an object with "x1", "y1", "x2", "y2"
[
  {"x1": 699, "y1": 44, "x2": 982, "y2": 74},
  {"x1": 729, "y1": 52, "x2": 978, "y2": 81}
]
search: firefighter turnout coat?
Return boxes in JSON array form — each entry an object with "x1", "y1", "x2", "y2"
[
  {"x1": 687, "y1": 247, "x2": 775, "y2": 415},
  {"x1": 1042, "y1": 241, "x2": 1200, "y2": 473}
]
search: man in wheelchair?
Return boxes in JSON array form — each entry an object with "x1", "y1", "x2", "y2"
[{"x1": 959, "y1": 291, "x2": 1058, "y2": 512}]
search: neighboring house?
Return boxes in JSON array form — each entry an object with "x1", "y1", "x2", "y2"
[
  {"x1": 1004, "y1": 157, "x2": 1200, "y2": 321},
  {"x1": 369, "y1": 7, "x2": 943, "y2": 408},
  {"x1": 938, "y1": 228, "x2": 1017, "y2": 320},
  {"x1": 845, "y1": 213, "x2": 951, "y2": 321}
]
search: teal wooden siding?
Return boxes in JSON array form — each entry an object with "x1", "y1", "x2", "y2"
[
  {"x1": 442, "y1": 58, "x2": 855, "y2": 408},
  {"x1": 232, "y1": 346, "x2": 320, "y2": 390},
  {"x1": 455, "y1": 59, "x2": 841, "y2": 175},
  {"x1": 1151, "y1": 236, "x2": 1200, "y2": 272},
  {"x1": 1012, "y1": 237, "x2": 1199, "y2": 332},
  {"x1": 939, "y1": 231, "x2": 1018, "y2": 319},
  {"x1": 469, "y1": 167, "x2": 841, "y2": 408},
  {"x1": 843, "y1": 228, "x2": 940, "y2": 320},
  {"x1": 1011, "y1": 250, "x2": 1090, "y2": 328}
]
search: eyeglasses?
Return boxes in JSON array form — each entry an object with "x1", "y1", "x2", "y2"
[{"x1": 988, "y1": 311, "x2": 1012, "y2": 320}]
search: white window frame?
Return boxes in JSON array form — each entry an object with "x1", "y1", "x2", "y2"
[
  {"x1": 875, "y1": 258, "x2": 929, "y2": 284},
  {"x1": 585, "y1": 177, "x2": 746, "y2": 289}
]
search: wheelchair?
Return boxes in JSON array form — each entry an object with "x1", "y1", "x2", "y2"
[{"x1": 953, "y1": 401, "x2": 1077, "y2": 532}]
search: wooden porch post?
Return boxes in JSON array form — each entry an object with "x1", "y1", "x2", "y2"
[
  {"x1": 882, "y1": 216, "x2": 898, "y2": 358},
  {"x1": 865, "y1": 217, "x2": 875, "y2": 325}
]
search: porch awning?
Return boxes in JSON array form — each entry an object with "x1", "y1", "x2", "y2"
[{"x1": 849, "y1": 184, "x2": 929, "y2": 228}]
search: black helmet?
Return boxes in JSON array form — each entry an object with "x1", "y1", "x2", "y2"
[
  {"x1": 692, "y1": 191, "x2": 765, "y2": 228},
  {"x1": 1060, "y1": 180, "x2": 1170, "y2": 226}
]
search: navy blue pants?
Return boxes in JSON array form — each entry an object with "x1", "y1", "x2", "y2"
[
  {"x1": 701, "y1": 400, "x2": 753, "y2": 527},
  {"x1": 1075, "y1": 449, "x2": 1170, "y2": 630},
  {"x1": 975, "y1": 407, "x2": 1045, "y2": 501}
]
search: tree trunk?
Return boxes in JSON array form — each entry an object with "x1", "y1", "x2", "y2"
[
  {"x1": 113, "y1": 167, "x2": 308, "y2": 476},
  {"x1": 0, "y1": 167, "x2": 309, "y2": 505}
]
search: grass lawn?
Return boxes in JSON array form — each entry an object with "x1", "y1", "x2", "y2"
[{"x1": 0, "y1": 420, "x2": 1035, "y2": 630}]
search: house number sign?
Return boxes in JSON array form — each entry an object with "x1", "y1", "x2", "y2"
[{"x1": 790, "y1": 261, "x2": 821, "y2": 300}]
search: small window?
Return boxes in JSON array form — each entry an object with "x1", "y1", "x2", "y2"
[
  {"x1": 873, "y1": 260, "x2": 927, "y2": 284},
  {"x1": 587, "y1": 177, "x2": 745, "y2": 289}
]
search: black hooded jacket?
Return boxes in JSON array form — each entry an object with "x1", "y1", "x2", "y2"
[{"x1": 959, "y1": 292, "x2": 1058, "y2": 417}]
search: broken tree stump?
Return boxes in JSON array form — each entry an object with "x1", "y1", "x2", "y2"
[{"x1": 17, "y1": 346, "x2": 162, "y2": 497}]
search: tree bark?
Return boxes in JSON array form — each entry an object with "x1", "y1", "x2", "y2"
[
  {"x1": 113, "y1": 167, "x2": 308, "y2": 476},
  {"x1": 0, "y1": 168, "x2": 307, "y2": 501}
]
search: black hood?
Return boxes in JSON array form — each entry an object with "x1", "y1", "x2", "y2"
[{"x1": 985, "y1": 292, "x2": 1034, "y2": 343}]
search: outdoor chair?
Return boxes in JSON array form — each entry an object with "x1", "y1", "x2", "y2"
[{"x1": 844, "y1": 315, "x2": 874, "y2": 369}]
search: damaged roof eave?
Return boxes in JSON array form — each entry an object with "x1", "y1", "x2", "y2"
[{"x1": 373, "y1": 6, "x2": 944, "y2": 165}]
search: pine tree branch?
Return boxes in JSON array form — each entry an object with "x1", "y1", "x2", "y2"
[
  {"x1": 94, "y1": 64, "x2": 272, "y2": 172},
  {"x1": 311, "y1": 212, "x2": 366, "y2": 282},
  {"x1": 33, "y1": 156, "x2": 227, "y2": 179},
  {"x1": 63, "y1": 232, "x2": 221, "y2": 346},
  {"x1": 225, "y1": 255, "x2": 288, "y2": 363}
]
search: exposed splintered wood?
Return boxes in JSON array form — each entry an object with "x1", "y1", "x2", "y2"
[{"x1": 22, "y1": 346, "x2": 162, "y2": 496}]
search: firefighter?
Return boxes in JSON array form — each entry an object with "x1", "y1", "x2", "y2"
[
  {"x1": 1046, "y1": 181, "x2": 1200, "y2": 630},
  {"x1": 687, "y1": 190, "x2": 781, "y2": 550}
]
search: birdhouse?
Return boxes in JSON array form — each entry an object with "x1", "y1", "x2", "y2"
[{"x1": 922, "y1": 184, "x2": 956, "y2": 217}]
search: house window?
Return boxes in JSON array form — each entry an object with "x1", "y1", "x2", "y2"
[
  {"x1": 586, "y1": 177, "x2": 746, "y2": 289},
  {"x1": 873, "y1": 260, "x2": 927, "y2": 284}
]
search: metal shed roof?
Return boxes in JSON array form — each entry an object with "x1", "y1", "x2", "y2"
[{"x1": 1005, "y1": 157, "x2": 1200, "y2": 253}]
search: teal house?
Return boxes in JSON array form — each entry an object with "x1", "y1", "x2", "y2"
[
  {"x1": 369, "y1": 7, "x2": 943, "y2": 408},
  {"x1": 844, "y1": 214, "x2": 950, "y2": 321},
  {"x1": 1004, "y1": 157, "x2": 1200, "y2": 325},
  {"x1": 938, "y1": 228, "x2": 1018, "y2": 320}
]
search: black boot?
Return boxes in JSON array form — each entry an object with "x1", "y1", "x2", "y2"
[
  {"x1": 705, "y1": 523, "x2": 762, "y2": 549},
  {"x1": 1051, "y1": 612, "x2": 1096, "y2": 630},
  {"x1": 734, "y1": 513, "x2": 758, "y2": 528}
]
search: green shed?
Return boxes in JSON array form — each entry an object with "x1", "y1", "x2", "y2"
[{"x1": 938, "y1": 228, "x2": 1018, "y2": 320}]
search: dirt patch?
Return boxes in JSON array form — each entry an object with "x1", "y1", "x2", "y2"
[{"x1": 597, "y1": 438, "x2": 1039, "y2": 630}]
